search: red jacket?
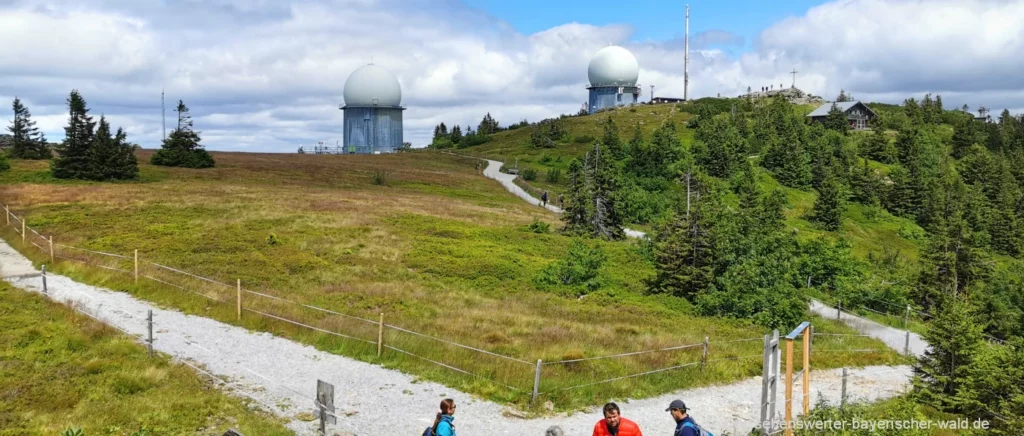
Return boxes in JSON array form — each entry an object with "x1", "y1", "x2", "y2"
[{"x1": 592, "y1": 417, "x2": 643, "y2": 436}]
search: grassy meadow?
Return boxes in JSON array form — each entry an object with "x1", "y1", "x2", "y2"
[
  {"x1": 0, "y1": 149, "x2": 902, "y2": 410},
  {"x1": 0, "y1": 282, "x2": 291, "y2": 435}
]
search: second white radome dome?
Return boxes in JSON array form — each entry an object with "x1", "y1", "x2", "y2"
[
  {"x1": 587, "y1": 46, "x2": 639, "y2": 87},
  {"x1": 343, "y1": 64, "x2": 402, "y2": 107}
]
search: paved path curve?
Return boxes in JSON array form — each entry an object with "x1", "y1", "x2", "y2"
[{"x1": 2, "y1": 240, "x2": 911, "y2": 436}]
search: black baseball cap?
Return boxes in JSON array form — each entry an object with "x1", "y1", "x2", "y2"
[{"x1": 666, "y1": 399, "x2": 687, "y2": 411}]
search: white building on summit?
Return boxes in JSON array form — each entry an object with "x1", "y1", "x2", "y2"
[{"x1": 587, "y1": 46, "x2": 641, "y2": 114}]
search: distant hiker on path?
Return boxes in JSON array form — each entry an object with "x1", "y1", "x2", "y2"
[
  {"x1": 425, "y1": 398, "x2": 456, "y2": 436},
  {"x1": 558, "y1": 194, "x2": 564, "y2": 208},
  {"x1": 592, "y1": 402, "x2": 643, "y2": 436},
  {"x1": 667, "y1": 399, "x2": 707, "y2": 436},
  {"x1": 541, "y1": 191, "x2": 548, "y2": 207}
]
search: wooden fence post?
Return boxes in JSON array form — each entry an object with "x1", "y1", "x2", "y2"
[
  {"x1": 237, "y1": 279, "x2": 242, "y2": 321},
  {"x1": 4, "y1": 205, "x2": 8, "y2": 225},
  {"x1": 532, "y1": 359, "x2": 542, "y2": 405},
  {"x1": 134, "y1": 249, "x2": 139, "y2": 284},
  {"x1": 840, "y1": 367, "x2": 848, "y2": 409},
  {"x1": 377, "y1": 313, "x2": 384, "y2": 357},
  {"x1": 803, "y1": 326, "x2": 811, "y2": 415},
  {"x1": 784, "y1": 338, "x2": 794, "y2": 436},
  {"x1": 147, "y1": 309, "x2": 154, "y2": 358},
  {"x1": 21, "y1": 218, "x2": 25, "y2": 243},
  {"x1": 49, "y1": 236, "x2": 54, "y2": 263},
  {"x1": 701, "y1": 336, "x2": 709, "y2": 372}
]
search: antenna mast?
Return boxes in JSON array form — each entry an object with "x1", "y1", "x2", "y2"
[
  {"x1": 161, "y1": 89, "x2": 166, "y2": 141},
  {"x1": 684, "y1": 4, "x2": 689, "y2": 101}
]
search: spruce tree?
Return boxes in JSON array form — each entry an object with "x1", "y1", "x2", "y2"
[
  {"x1": 649, "y1": 172, "x2": 717, "y2": 298},
  {"x1": 763, "y1": 118, "x2": 812, "y2": 189},
  {"x1": 862, "y1": 121, "x2": 897, "y2": 163},
  {"x1": 836, "y1": 89, "x2": 850, "y2": 102},
  {"x1": 151, "y1": 100, "x2": 215, "y2": 168},
  {"x1": 477, "y1": 113, "x2": 499, "y2": 135},
  {"x1": 89, "y1": 116, "x2": 139, "y2": 180},
  {"x1": 601, "y1": 117, "x2": 623, "y2": 159},
  {"x1": 562, "y1": 158, "x2": 591, "y2": 234},
  {"x1": 450, "y1": 125, "x2": 462, "y2": 145},
  {"x1": 810, "y1": 168, "x2": 846, "y2": 231},
  {"x1": 588, "y1": 142, "x2": 624, "y2": 240},
  {"x1": 849, "y1": 159, "x2": 880, "y2": 206},
  {"x1": 52, "y1": 90, "x2": 96, "y2": 179},
  {"x1": 904, "y1": 97, "x2": 922, "y2": 125},
  {"x1": 823, "y1": 102, "x2": 849, "y2": 134},
  {"x1": 694, "y1": 116, "x2": 746, "y2": 179},
  {"x1": 7, "y1": 97, "x2": 50, "y2": 159},
  {"x1": 914, "y1": 298, "x2": 984, "y2": 411}
]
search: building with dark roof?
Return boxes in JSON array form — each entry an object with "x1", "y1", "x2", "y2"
[{"x1": 807, "y1": 101, "x2": 877, "y2": 130}]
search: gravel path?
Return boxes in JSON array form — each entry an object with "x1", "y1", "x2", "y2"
[
  {"x1": 809, "y1": 300, "x2": 928, "y2": 358},
  {"x1": 2, "y1": 240, "x2": 914, "y2": 435},
  {"x1": 478, "y1": 158, "x2": 648, "y2": 239}
]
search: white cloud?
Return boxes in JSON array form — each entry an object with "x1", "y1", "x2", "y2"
[{"x1": 0, "y1": 0, "x2": 1022, "y2": 152}]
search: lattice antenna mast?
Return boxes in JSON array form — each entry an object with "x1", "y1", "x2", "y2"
[{"x1": 684, "y1": 4, "x2": 690, "y2": 101}]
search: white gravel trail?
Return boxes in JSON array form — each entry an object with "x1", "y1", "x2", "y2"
[
  {"x1": 809, "y1": 300, "x2": 928, "y2": 358},
  {"x1": 2, "y1": 240, "x2": 913, "y2": 436},
  {"x1": 477, "y1": 158, "x2": 647, "y2": 239}
]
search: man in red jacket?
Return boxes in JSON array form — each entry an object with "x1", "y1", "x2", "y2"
[{"x1": 592, "y1": 402, "x2": 643, "y2": 436}]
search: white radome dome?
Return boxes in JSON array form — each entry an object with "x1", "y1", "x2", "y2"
[
  {"x1": 588, "y1": 46, "x2": 639, "y2": 87},
  {"x1": 343, "y1": 64, "x2": 402, "y2": 107}
]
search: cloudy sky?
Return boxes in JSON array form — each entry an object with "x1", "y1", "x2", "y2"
[{"x1": 1, "y1": 0, "x2": 1022, "y2": 152}]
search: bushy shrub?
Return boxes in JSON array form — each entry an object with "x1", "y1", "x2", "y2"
[
  {"x1": 546, "y1": 168, "x2": 562, "y2": 183},
  {"x1": 526, "y1": 219, "x2": 550, "y2": 234},
  {"x1": 534, "y1": 238, "x2": 606, "y2": 296},
  {"x1": 0, "y1": 151, "x2": 9, "y2": 172},
  {"x1": 371, "y1": 170, "x2": 391, "y2": 186},
  {"x1": 522, "y1": 168, "x2": 538, "y2": 181}
]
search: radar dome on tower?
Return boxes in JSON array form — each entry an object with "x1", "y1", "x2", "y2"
[
  {"x1": 585, "y1": 46, "x2": 641, "y2": 114},
  {"x1": 339, "y1": 63, "x2": 405, "y2": 154},
  {"x1": 343, "y1": 64, "x2": 402, "y2": 107},
  {"x1": 587, "y1": 46, "x2": 639, "y2": 87}
]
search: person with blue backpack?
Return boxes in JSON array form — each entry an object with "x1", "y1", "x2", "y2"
[
  {"x1": 667, "y1": 399, "x2": 712, "y2": 436},
  {"x1": 423, "y1": 398, "x2": 456, "y2": 436}
]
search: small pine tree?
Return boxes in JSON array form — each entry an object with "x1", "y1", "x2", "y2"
[
  {"x1": 51, "y1": 90, "x2": 96, "y2": 179},
  {"x1": 914, "y1": 298, "x2": 984, "y2": 411},
  {"x1": 823, "y1": 102, "x2": 850, "y2": 134},
  {"x1": 836, "y1": 89, "x2": 850, "y2": 102},
  {"x1": 649, "y1": 172, "x2": 716, "y2": 298},
  {"x1": 601, "y1": 117, "x2": 623, "y2": 159},
  {"x1": 450, "y1": 125, "x2": 463, "y2": 144},
  {"x1": 151, "y1": 100, "x2": 215, "y2": 168},
  {"x1": 694, "y1": 117, "x2": 747, "y2": 179},
  {"x1": 7, "y1": 97, "x2": 50, "y2": 159},
  {"x1": 89, "y1": 116, "x2": 139, "y2": 180},
  {"x1": 810, "y1": 168, "x2": 846, "y2": 231},
  {"x1": 562, "y1": 158, "x2": 591, "y2": 234},
  {"x1": 588, "y1": 142, "x2": 624, "y2": 240}
]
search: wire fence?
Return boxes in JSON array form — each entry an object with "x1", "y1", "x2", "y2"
[{"x1": 0, "y1": 203, "x2": 777, "y2": 402}]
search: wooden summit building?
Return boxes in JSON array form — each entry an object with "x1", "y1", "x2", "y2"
[{"x1": 807, "y1": 101, "x2": 877, "y2": 130}]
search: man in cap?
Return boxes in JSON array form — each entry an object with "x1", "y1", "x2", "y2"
[{"x1": 667, "y1": 399, "x2": 703, "y2": 436}]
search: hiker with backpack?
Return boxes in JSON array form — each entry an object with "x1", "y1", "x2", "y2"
[
  {"x1": 541, "y1": 191, "x2": 549, "y2": 207},
  {"x1": 591, "y1": 402, "x2": 643, "y2": 436},
  {"x1": 424, "y1": 398, "x2": 456, "y2": 436},
  {"x1": 667, "y1": 399, "x2": 711, "y2": 436}
]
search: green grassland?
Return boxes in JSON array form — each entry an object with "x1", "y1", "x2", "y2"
[
  {"x1": 0, "y1": 282, "x2": 291, "y2": 435},
  {"x1": 0, "y1": 150, "x2": 901, "y2": 411}
]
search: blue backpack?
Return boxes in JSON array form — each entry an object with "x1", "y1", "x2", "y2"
[{"x1": 682, "y1": 421, "x2": 713, "y2": 436}]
